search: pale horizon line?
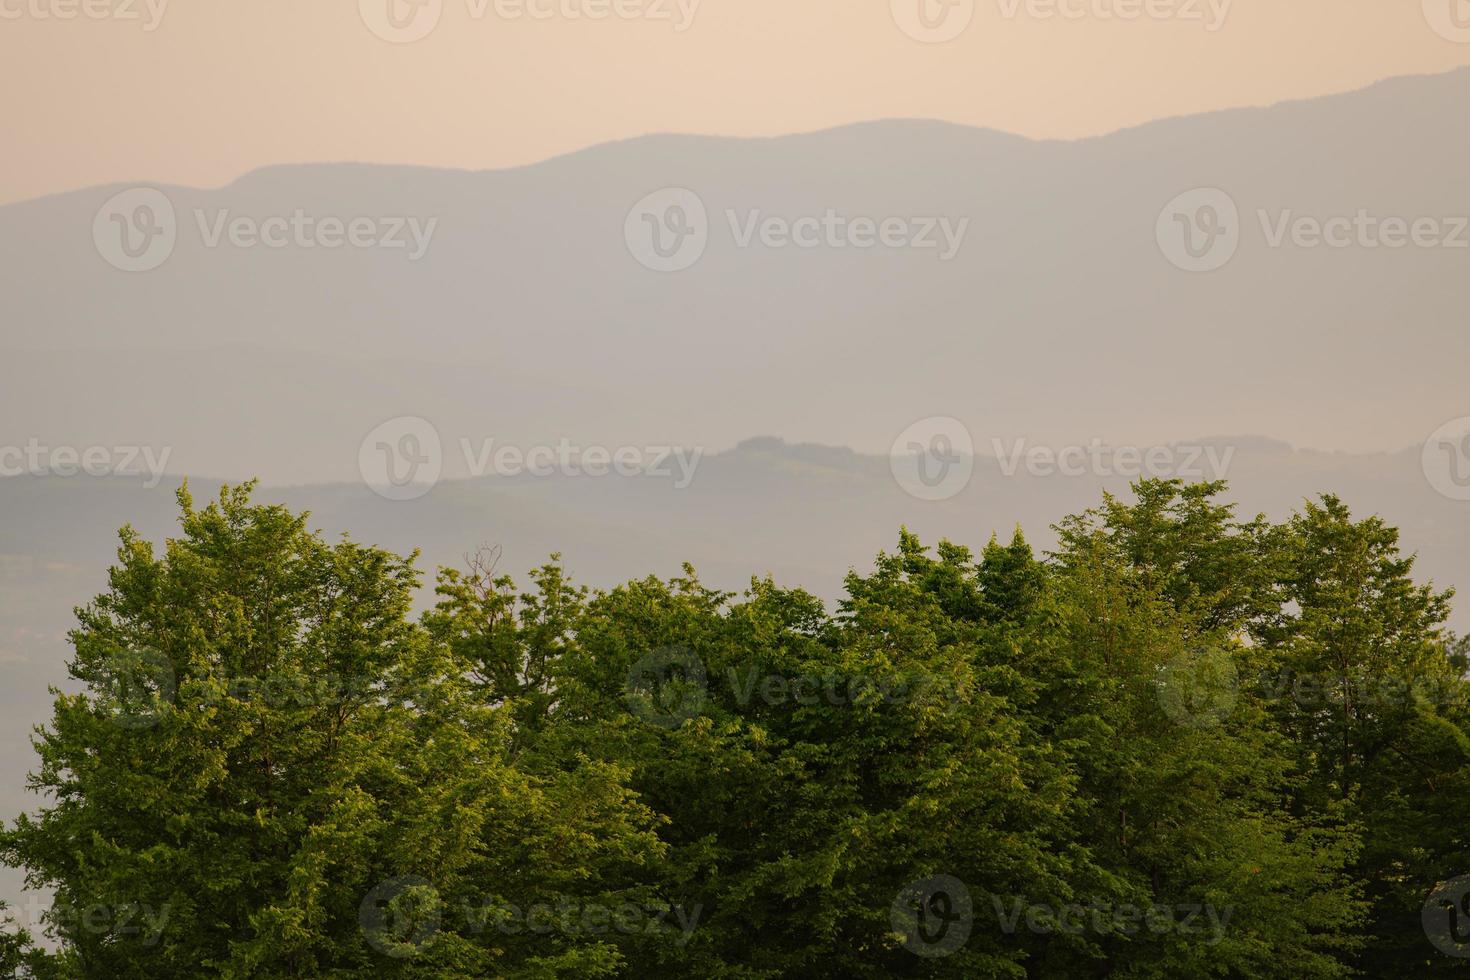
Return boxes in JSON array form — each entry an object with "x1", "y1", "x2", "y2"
[{"x1": 6, "y1": 65, "x2": 1465, "y2": 210}]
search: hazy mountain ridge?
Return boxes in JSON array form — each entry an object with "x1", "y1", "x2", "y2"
[
  {"x1": 0, "y1": 432, "x2": 1456, "y2": 608},
  {"x1": 3, "y1": 70, "x2": 1468, "y2": 483}
]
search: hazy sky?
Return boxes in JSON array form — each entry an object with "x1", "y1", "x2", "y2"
[{"x1": 3, "y1": 0, "x2": 1469, "y2": 205}]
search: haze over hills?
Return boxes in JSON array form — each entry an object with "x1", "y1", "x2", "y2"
[
  {"x1": 2, "y1": 433, "x2": 1466, "y2": 664},
  {"x1": 0, "y1": 442, "x2": 1466, "y2": 919},
  {"x1": 3, "y1": 73, "x2": 1469, "y2": 888},
  {"x1": 12, "y1": 0, "x2": 1470, "y2": 964},
  {"x1": 3, "y1": 69, "x2": 1469, "y2": 485}
]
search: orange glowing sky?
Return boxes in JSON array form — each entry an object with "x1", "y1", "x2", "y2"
[{"x1": 3, "y1": 0, "x2": 1468, "y2": 204}]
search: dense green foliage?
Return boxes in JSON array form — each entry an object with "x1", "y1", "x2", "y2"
[{"x1": 4, "y1": 480, "x2": 1469, "y2": 977}]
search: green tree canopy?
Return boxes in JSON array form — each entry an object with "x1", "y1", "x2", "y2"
[{"x1": 5, "y1": 481, "x2": 1469, "y2": 977}]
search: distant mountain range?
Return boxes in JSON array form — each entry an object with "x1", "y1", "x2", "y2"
[
  {"x1": 2, "y1": 433, "x2": 1465, "y2": 652},
  {"x1": 3, "y1": 69, "x2": 1469, "y2": 484}
]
